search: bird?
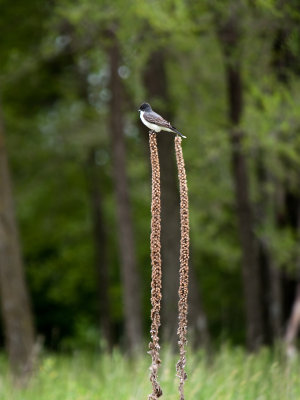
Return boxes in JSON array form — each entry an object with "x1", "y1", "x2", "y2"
[{"x1": 138, "y1": 102, "x2": 186, "y2": 138}]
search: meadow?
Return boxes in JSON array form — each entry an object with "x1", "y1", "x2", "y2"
[{"x1": 0, "y1": 347, "x2": 299, "y2": 400}]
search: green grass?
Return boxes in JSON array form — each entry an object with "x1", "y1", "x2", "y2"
[{"x1": 0, "y1": 346, "x2": 300, "y2": 399}]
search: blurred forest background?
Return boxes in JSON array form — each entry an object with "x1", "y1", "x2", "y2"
[{"x1": 1, "y1": 0, "x2": 300, "y2": 378}]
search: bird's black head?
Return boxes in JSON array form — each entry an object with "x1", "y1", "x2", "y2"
[{"x1": 138, "y1": 102, "x2": 152, "y2": 112}]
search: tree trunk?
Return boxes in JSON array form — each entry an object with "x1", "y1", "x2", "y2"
[
  {"x1": 143, "y1": 50, "x2": 210, "y2": 347},
  {"x1": 285, "y1": 283, "x2": 300, "y2": 359},
  {"x1": 284, "y1": 201, "x2": 300, "y2": 357},
  {"x1": 107, "y1": 35, "x2": 142, "y2": 353},
  {"x1": 86, "y1": 148, "x2": 113, "y2": 350},
  {"x1": 258, "y1": 242, "x2": 283, "y2": 343},
  {"x1": 268, "y1": 258, "x2": 283, "y2": 339},
  {"x1": 270, "y1": 12, "x2": 299, "y2": 344},
  {"x1": 0, "y1": 103, "x2": 35, "y2": 377},
  {"x1": 219, "y1": 20, "x2": 264, "y2": 350},
  {"x1": 256, "y1": 159, "x2": 283, "y2": 342}
]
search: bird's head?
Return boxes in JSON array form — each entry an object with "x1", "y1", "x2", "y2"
[{"x1": 138, "y1": 102, "x2": 152, "y2": 112}]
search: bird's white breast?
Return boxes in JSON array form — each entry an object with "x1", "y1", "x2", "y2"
[{"x1": 140, "y1": 111, "x2": 161, "y2": 132}]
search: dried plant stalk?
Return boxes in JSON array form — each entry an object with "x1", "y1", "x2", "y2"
[
  {"x1": 148, "y1": 132, "x2": 163, "y2": 400},
  {"x1": 175, "y1": 136, "x2": 190, "y2": 400}
]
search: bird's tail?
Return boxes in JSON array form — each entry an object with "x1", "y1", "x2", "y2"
[{"x1": 171, "y1": 126, "x2": 186, "y2": 139}]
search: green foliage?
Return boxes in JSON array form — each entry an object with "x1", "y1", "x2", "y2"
[{"x1": 1, "y1": 348, "x2": 300, "y2": 399}]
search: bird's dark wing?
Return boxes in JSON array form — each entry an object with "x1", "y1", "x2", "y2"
[{"x1": 143, "y1": 111, "x2": 173, "y2": 129}]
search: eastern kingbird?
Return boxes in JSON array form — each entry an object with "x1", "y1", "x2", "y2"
[{"x1": 138, "y1": 103, "x2": 186, "y2": 138}]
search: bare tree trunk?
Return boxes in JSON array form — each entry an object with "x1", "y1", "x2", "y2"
[
  {"x1": 269, "y1": 11, "x2": 299, "y2": 344},
  {"x1": 256, "y1": 159, "x2": 283, "y2": 342},
  {"x1": 285, "y1": 283, "x2": 300, "y2": 359},
  {"x1": 143, "y1": 50, "x2": 210, "y2": 347},
  {"x1": 218, "y1": 19, "x2": 264, "y2": 351},
  {"x1": 284, "y1": 201, "x2": 300, "y2": 358},
  {"x1": 86, "y1": 148, "x2": 113, "y2": 350},
  {"x1": 268, "y1": 259, "x2": 283, "y2": 339},
  {"x1": 0, "y1": 104, "x2": 35, "y2": 377},
  {"x1": 258, "y1": 243, "x2": 283, "y2": 343},
  {"x1": 107, "y1": 34, "x2": 142, "y2": 353}
]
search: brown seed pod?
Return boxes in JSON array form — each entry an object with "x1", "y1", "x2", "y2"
[
  {"x1": 148, "y1": 132, "x2": 163, "y2": 400},
  {"x1": 175, "y1": 136, "x2": 190, "y2": 400}
]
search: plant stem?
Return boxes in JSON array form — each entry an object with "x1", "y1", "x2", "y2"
[
  {"x1": 175, "y1": 136, "x2": 190, "y2": 400},
  {"x1": 148, "y1": 132, "x2": 163, "y2": 399}
]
